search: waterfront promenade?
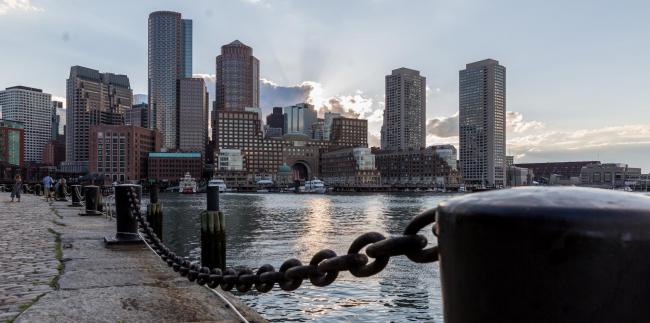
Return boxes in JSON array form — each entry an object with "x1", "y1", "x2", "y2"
[{"x1": 0, "y1": 194, "x2": 265, "y2": 322}]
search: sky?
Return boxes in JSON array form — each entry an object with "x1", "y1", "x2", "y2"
[{"x1": 1, "y1": 0, "x2": 649, "y2": 171}]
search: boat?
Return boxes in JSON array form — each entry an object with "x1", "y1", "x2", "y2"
[
  {"x1": 256, "y1": 179, "x2": 274, "y2": 193},
  {"x1": 301, "y1": 179, "x2": 327, "y2": 194},
  {"x1": 208, "y1": 178, "x2": 227, "y2": 193},
  {"x1": 179, "y1": 172, "x2": 198, "y2": 194}
]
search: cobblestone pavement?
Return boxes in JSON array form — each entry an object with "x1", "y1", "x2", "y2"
[{"x1": 0, "y1": 194, "x2": 59, "y2": 322}]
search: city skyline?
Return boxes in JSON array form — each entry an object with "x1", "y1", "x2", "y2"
[{"x1": 1, "y1": 0, "x2": 649, "y2": 171}]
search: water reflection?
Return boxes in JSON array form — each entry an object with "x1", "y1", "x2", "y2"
[{"x1": 159, "y1": 192, "x2": 452, "y2": 322}]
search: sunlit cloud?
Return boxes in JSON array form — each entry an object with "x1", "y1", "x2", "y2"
[{"x1": 0, "y1": 0, "x2": 43, "y2": 15}]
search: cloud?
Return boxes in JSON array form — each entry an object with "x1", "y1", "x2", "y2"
[
  {"x1": 426, "y1": 112, "x2": 459, "y2": 138},
  {"x1": 0, "y1": 0, "x2": 43, "y2": 15},
  {"x1": 368, "y1": 133, "x2": 380, "y2": 147},
  {"x1": 506, "y1": 111, "x2": 545, "y2": 133},
  {"x1": 260, "y1": 78, "x2": 313, "y2": 109}
]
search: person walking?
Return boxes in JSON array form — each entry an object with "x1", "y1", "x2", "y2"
[
  {"x1": 43, "y1": 174, "x2": 54, "y2": 201},
  {"x1": 10, "y1": 174, "x2": 22, "y2": 202}
]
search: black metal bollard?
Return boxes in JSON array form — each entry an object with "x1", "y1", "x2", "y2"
[
  {"x1": 34, "y1": 184, "x2": 41, "y2": 196},
  {"x1": 146, "y1": 184, "x2": 163, "y2": 239},
  {"x1": 201, "y1": 185, "x2": 226, "y2": 270},
  {"x1": 79, "y1": 185, "x2": 102, "y2": 216},
  {"x1": 436, "y1": 187, "x2": 650, "y2": 323},
  {"x1": 104, "y1": 184, "x2": 143, "y2": 246},
  {"x1": 69, "y1": 184, "x2": 83, "y2": 207}
]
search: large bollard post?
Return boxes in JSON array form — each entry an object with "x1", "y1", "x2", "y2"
[
  {"x1": 104, "y1": 184, "x2": 143, "y2": 246},
  {"x1": 146, "y1": 184, "x2": 163, "y2": 239},
  {"x1": 79, "y1": 185, "x2": 102, "y2": 216},
  {"x1": 69, "y1": 184, "x2": 83, "y2": 207},
  {"x1": 201, "y1": 185, "x2": 226, "y2": 270},
  {"x1": 436, "y1": 187, "x2": 650, "y2": 323}
]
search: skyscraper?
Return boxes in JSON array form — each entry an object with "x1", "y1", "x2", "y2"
[
  {"x1": 381, "y1": 68, "x2": 426, "y2": 151},
  {"x1": 283, "y1": 103, "x2": 317, "y2": 137},
  {"x1": 459, "y1": 59, "x2": 506, "y2": 187},
  {"x1": 0, "y1": 86, "x2": 52, "y2": 163},
  {"x1": 51, "y1": 100, "x2": 63, "y2": 139},
  {"x1": 148, "y1": 11, "x2": 192, "y2": 149},
  {"x1": 178, "y1": 78, "x2": 208, "y2": 153},
  {"x1": 66, "y1": 66, "x2": 132, "y2": 164},
  {"x1": 214, "y1": 40, "x2": 259, "y2": 111}
]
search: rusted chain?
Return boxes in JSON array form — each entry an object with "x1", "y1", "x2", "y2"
[{"x1": 126, "y1": 186, "x2": 439, "y2": 293}]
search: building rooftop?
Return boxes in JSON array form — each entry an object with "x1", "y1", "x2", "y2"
[
  {"x1": 0, "y1": 119, "x2": 25, "y2": 129},
  {"x1": 5, "y1": 86, "x2": 43, "y2": 93},
  {"x1": 465, "y1": 59, "x2": 500, "y2": 69},
  {"x1": 149, "y1": 152, "x2": 201, "y2": 158}
]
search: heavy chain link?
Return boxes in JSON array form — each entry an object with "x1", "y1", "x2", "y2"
[{"x1": 126, "y1": 187, "x2": 439, "y2": 293}]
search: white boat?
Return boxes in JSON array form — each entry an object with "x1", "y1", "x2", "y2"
[
  {"x1": 256, "y1": 179, "x2": 274, "y2": 193},
  {"x1": 301, "y1": 179, "x2": 327, "y2": 194},
  {"x1": 208, "y1": 178, "x2": 227, "y2": 193},
  {"x1": 179, "y1": 172, "x2": 198, "y2": 194}
]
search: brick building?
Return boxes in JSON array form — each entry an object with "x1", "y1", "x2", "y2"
[
  {"x1": 330, "y1": 117, "x2": 368, "y2": 149},
  {"x1": 89, "y1": 125, "x2": 161, "y2": 182},
  {"x1": 374, "y1": 147, "x2": 459, "y2": 188},
  {"x1": 321, "y1": 147, "x2": 381, "y2": 187},
  {"x1": 148, "y1": 152, "x2": 203, "y2": 182}
]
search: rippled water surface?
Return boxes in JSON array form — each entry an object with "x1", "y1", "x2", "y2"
[{"x1": 159, "y1": 192, "x2": 456, "y2": 322}]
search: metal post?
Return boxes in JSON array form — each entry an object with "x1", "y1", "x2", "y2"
[
  {"x1": 104, "y1": 184, "x2": 143, "y2": 246},
  {"x1": 69, "y1": 184, "x2": 82, "y2": 207},
  {"x1": 201, "y1": 185, "x2": 226, "y2": 270},
  {"x1": 55, "y1": 181, "x2": 67, "y2": 201},
  {"x1": 436, "y1": 187, "x2": 650, "y2": 323},
  {"x1": 146, "y1": 184, "x2": 163, "y2": 239},
  {"x1": 79, "y1": 185, "x2": 102, "y2": 216}
]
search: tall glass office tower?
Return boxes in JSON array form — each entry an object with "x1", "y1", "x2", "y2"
[{"x1": 148, "y1": 11, "x2": 192, "y2": 150}]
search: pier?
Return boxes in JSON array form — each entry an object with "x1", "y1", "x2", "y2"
[{"x1": 0, "y1": 195, "x2": 265, "y2": 322}]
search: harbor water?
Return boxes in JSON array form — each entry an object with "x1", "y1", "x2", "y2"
[{"x1": 159, "y1": 192, "x2": 453, "y2": 322}]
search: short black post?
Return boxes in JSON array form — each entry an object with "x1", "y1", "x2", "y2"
[
  {"x1": 201, "y1": 185, "x2": 226, "y2": 270},
  {"x1": 146, "y1": 184, "x2": 163, "y2": 239},
  {"x1": 436, "y1": 187, "x2": 650, "y2": 323},
  {"x1": 69, "y1": 184, "x2": 83, "y2": 207},
  {"x1": 104, "y1": 184, "x2": 143, "y2": 246},
  {"x1": 34, "y1": 184, "x2": 41, "y2": 196},
  {"x1": 79, "y1": 185, "x2": 102, "y2": 216}
]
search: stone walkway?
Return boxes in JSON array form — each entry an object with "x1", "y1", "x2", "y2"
[
  {"x1": 0, "y1": 194, "x2": 59, "y2": 322},
  {"x1": 0, "y1": 194, "x2": 265, "y2": 322}
]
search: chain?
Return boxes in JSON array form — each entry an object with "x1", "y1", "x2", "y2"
[{"x1": 126, "y1": 186, "x2": 439, "y2": 293}]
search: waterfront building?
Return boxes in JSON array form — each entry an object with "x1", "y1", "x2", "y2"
[
  {"x1": 506, "y1": 166, "x2": 533, "y2": 187},
  {"x1": 579, "y1": 163, "x2": 642, "y2": 188},
  {"x1": 148, "y1": 11, "x2": 192, "y2": 149},
  {"x1": 89, "y1": 125, "x2": 161, "y2": 182},
  {"x1": 282, "y1": 143, "x2": 321, "y2": 180},
  {"x1": 216, "y1": 149, "x2": 244, "y2": 171},
  {"x1": 431, "y1": 144, "x2": 458, "y2": 170},
  {"x1": 147, "y1": 152, "x2": 203, "y2": 182},
  {"x1": 125, "y1": 103, "x2": 149, "y2": 128},
  {"x1": 51, "y1": 100, "x2": 64, "y2": 139},
  {"x1": 214, "y1": 40, "x2": 259, "y2": 112},
  {"x1": 66, "y1": 66, "x2": 132, "y2": 168},
  {"x1": 321, "y1": 147, "x2": 381, "y2": 187},
  {"x1": 178, "y1": 78, "x2": 209, "y2": 153},
  {"x1": 276, "y1": 163, "x2": 293, "y2": 186},
  {"x1": 329, "y1": 117, "x2": 368, "y2": 149},
  {"x1": 266, "y1": 107, "x2": 284, "y2": 129},
  {"x1": 283, "y1": 103, "x2": 317, "y2": 137},
  {"x1": 323, "y1": 112, "x2": 341, "y2": 141},
  {"x1": 381, "y1": 68, "x2": 426, "y2": 151},
  {"x1": 42, "y1": 135, "x2": 65, "y2": 167},
  {"x1": 459, "y1": 59, "x2": 506, "y2": 188},
  {"x1": 514, "y1": 161, "x2": 599, "y2": 184},
  {"x1": 374, "y1": 147, "x2": 460, "y2": 188},
  {"x1": 0, "y1": 119, "x2": 25, "y2": 167},
  {"x1": 214, "y1": 109, "x2": 286, "y2": 177},
  {"x1": 0, "y1": 86, "x2": 52, "y2": 163}
]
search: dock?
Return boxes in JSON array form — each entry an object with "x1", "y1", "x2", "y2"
[{"x1": 0, "y1": 195, "x2": 266, "y2": 322}]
